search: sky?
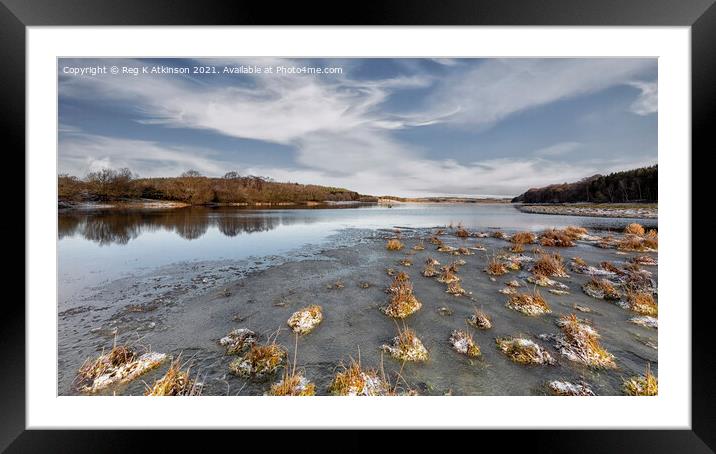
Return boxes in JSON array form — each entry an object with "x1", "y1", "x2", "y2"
[{"x1": 58, "y1": 57, "x2": 657, "y2": 197}]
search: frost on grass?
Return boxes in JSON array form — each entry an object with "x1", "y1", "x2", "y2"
[
  {"x1": 630, "y1": 316, "x2": 658, "y2": 329},
  {"x1": 526, "y1": 275, "x2": 569, "y2": 290},
  {"x1": 549, "y1": 314, "x2": 616, "y2": 369},
  {"x1": 219, "y1": 328, "x2": 258, "y2": 355},
  {"x1": 267, "y1": 371, "x2": 316, "y2": 396},
  {"x1": 399, "y1": 258, "x2": 413, "y2": 267},
  {"x1": 570, "y1": 257, "x2": 616, "y2": 277},
  {"x1": 381, "y1": 328, "x2": 429, "y2": 362},
  {"x1": 329, "y1": 359, "x2": 391, "y2": 396},
  {"x1": 582, "y1": 278, "x2": 621, "y2": 300},
  {"x1": 499, "y1": 286, "x2": 517, "y2": 295},
  {"x1": 446, "y1": 280, "x2": 469, "y2": 296},
  {"x1": 449, "y1": 330, "x2": 481, "y2": 357},
  {"x1": 422, "y1": 263, "x2": 439, "y2": 277},
  {"x1": 75, "y1": 345, "x2": 167, "y2": 393},
  {"x1": 548, "y1": 289, "x2": 570, "y2": 296},
  {"x1": 382, "y1": 278, "x2": 422, "y2": 318},
  {"x1": 287, "y1": 305, "x2": 324, "y2": 334},
  {"x1": 229, "y1": 343, "x2": 286, "y2": 379},
  {"x1": 630, "y1": 255, "x2": 657, "y2": 266},
  {"x1": 507, "y1": 280, "x2": 522, "y2": 288},
  {"x1": 468, "y1": 309, "x2": 492, "y2": 329},
  {"x1": 548, "y1": 380, "x2": 595, "y2": 396},
  {"x1": 623, "y1": 291, "x2": 658, "y2": 316},
  {"x1": 437, "y1": 264, "x2": 461, "y2": 284},
  {"x1": 426, "y1": 257, "x2": 441, "y2": 266},
  {"x1": 495, "y1": 337, "x2": 555, "y2": 365},
  {"x1": 506, "y1": 290, "x2": 551, "y2": 316},
  {"x1": 623, "y1": 364, "x2": 658, "y2": 396},
  {"x1": 145, "y1": 357, "x2": 203, "y2": 396},
  {"x1": 412, "y1": 241, "x2": 425, "y2": 251}
]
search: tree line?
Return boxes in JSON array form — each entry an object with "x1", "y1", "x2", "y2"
[
  {"x1": 58, "y1": 168, "x2": 377, "y2": 205},
  {"x1": 512, "y1": 165, "x2": 657, "y2": 204}
]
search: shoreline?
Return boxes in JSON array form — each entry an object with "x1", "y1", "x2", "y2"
[
  {"x1": 58, "y1": 199, "x2": 378, "y2": 211},
  {"x1": 517, "y1": 203, "x2": 657, "y2": 219}
]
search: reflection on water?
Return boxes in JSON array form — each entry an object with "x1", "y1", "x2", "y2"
[{"x1": 58, "y1": 206, "x2": 337, "y2": 245}]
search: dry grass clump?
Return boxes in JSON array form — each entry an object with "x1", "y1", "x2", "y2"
[
  {"x1": 630, "y1": 316, "x2": 658, "y2": 329},
  {"x1": 75, "y1": 344, "x2": 167, "y2": 393},
  {"x1": 511, "y1": 231, "x2": 536, "y2": 245},
  {"x1": 492, "y1": 230, "x2": 505, "y2": 239},
  {"x1": 287, "y1": 305, "x2": 324, "y2": 334},
  {"x1": 573, "y1": 256, "x2": 587, "y2": 267},
  {"x1": 642, "y1": 230, "x2": 658, "y2": 249},
  {"x1": 600, "y1": 261, "x2": 622, "y2": 274},
  {"x1": 268, "y1": 372, "x2": 315, "y2": 396},
  {"x1": 564, "y1": 226, "x2": 588, "y2": 238},
  {"x1": 582, "y1": 278, "x2": 621, "y2": 300},
  {"x1": 145, "y1": 357, "x2": 202, "y2": 396},
  {"x1": 553, "y1": 314, "x2": 616, "y2": 369},
  {"x1": 468, "y1": 309, "x2": 492, "y2": 329},
  {"x1": 329, "y1": 358, "x2": 391, "y2": 396},
  {"x1": 539, "y1": 229, "x2": 575, "y2": 247},
  {"x1": 437, "y1": 264, "x2": 461, "y2": 283},
  {"x1": 532, "y1": 252, "x2": 567, "y2": 277},
  {"x1": 455, "y1": 226, "x2": 470, "y2": 238},
  {"x1": 495, "y1": 337, "x2": 555, "y2": 365},
  {"x1": 485, "y1": 256, "x2": 508, "y2": 276},
  {"x1": 506, "y1": 289, "x2": 551, "y2": 316},
  {"x1": 219, "y1": 328, "x2": 258, "y2": 355},
  {"x1": 597, "y1": 235, "x2": 616, "y2": 249},
  {"x1": 510, "y1": 243, "x2": 525, "y2": 253},
  {"x1": 425, "y1": 257, "x2": 441, "y2": 266},
  {"x1": 456, "y1": 247, "x2": 474, "y2": 256},
  {"x1": 617, "y1": 235, "x2": 648, "y2": 251},
  {"x1": 422, "y1": 262, "x2": 439, "y2": 277},
  {"x1": 229, "y1": 342, "x2": 286, "y2": 378},
  {"x1": 626, "y1": 290, "x2": 658, "y2": 316},
  {"x1": 383, "y1": 279, "x2": 422, "y2": 318},
  {"x1": 623, "y1": 364, "x2": 658, "y2": 396},
  {"x1": 630, "y1": 255, "x2": 657, "y2": 266},
  {"x1": 547, "y1": 380, "x2": 595, "y2": 396},
  {"x1": 381, "y1": 327, "x2": 429, "y2": 362},
  {"x1": 399, "y1": 258, "x2": 413, "y2": 267},
  {"x1": 625, "y1": 223, "x2": 645, "y2": 235},
  {"x1": 412, "y1": 241, "x2": 425, "y2": 251},
  {"x1": 449, "y1": 329, "x2": 481, "y2": 357},
  {"x1": 446, "y1": 280, "x2": 468, "y2": 296},
  {"x1": 386, "y1": 239, "x2": 405, "y2": 251}
]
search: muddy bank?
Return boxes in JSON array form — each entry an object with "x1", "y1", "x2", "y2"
[
  {"x1": 59, "y1": 226, "x2": 658, "y2": 396},
  {"x1": 517, "y1": 204, "x2": 657, "y2": 219}
]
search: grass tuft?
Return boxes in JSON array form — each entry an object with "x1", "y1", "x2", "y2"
[
  {"x1": 532, "y1": 252, "x2": 567, "y2": 277},
  {"x1": 468, "y1": 309, "x2": 492, "y2": 329},
  {"x1": 506, "y1": 289, "x2": 551, "y2": 316},
  {"x1": 495, "y1": 337, "x2": 555, "y2": 365},
  {"x1": 623, "y1": 363, "x2": 658, "y2": 396},
  {"x1": 449, "y1": 329, "x2": 481, "y2": 357},
  {"x1": 386, "y1": 239, "x2": 405, "y2": 251}
]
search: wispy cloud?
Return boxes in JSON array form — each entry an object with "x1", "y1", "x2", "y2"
[
  {"x1": 533, "y1": 142, "x2": 582, "y2": 157},
  {"x1": 627, "y1": 81, "x2": 658, "y2": 115}
]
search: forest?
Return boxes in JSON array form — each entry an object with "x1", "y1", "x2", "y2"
[
  {"x1": 512, "y1": 165, "x2": 657, "y2": 204},
  {"x1": 58, "y1": 169, "x2": 377, "y2": 205}
]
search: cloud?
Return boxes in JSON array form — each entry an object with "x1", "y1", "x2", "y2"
[
  {"x1": 428, "y1": 59, "x2": 656, "y2": 128},
  {"x1": 627, "y1": 81, "x2": 658, "y2": 115},
  {"x1": 533, "y1": 142, "x2": 582, "y2": 157},
  {"x1": 58, "y1": 132, "x2": 228, "y2": 178}
]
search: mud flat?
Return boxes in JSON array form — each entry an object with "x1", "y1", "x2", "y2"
[
  {"x1": 517, "y1": 204, "x2": 657, "y2": 219},
  {"x1": 58, "y1": 222, "x2": 659, "y2": 396}
]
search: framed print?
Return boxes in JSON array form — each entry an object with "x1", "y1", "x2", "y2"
[{"x1": 6, "y1": 0, "x2": 714, "y2": 451}]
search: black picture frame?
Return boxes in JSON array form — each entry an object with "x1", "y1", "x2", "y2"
[{"x1": 4, "y1": 0, "x2": 712, "y2": 451}]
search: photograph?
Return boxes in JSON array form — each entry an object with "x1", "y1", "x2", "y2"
[{"x1": 57, "y1": 56, "x2": 658, "y2": 397}]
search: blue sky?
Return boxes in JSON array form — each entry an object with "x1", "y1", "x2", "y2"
[{"x1": 58, "y1": 57, "x2": 657, "y2": 197}]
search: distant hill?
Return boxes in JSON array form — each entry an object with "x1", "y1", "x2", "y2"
[
  {"x1": 512, "y1": 165, "x2": 657, "y2": 204},
  {"x1": 58, "y1": 168, "x2": 377, "y2": 205}
]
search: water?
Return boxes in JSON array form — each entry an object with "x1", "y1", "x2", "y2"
[
  {"x1": 58, "y1": 203, "x2": 654, "y2": 305},
  {"x1": 58, "y1": 203, "x2": 657, "y2": 395}
]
